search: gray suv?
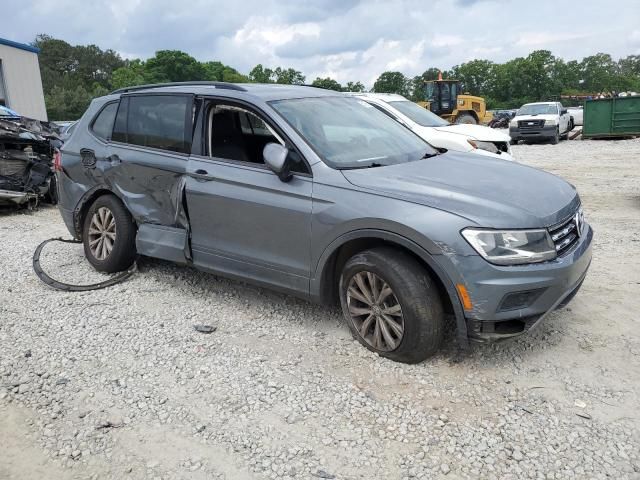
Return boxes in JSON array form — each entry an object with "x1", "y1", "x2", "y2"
[{"x1": 56, "y1": 82, "x2": 593, "y2": 363}]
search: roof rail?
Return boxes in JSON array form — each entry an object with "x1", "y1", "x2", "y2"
[{"x1": 110, "y1": 81, "x2": 247, "y2": 95}]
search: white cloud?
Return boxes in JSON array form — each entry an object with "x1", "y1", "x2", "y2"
[
  {"x1": 515, "y1": 32, "x2": 590, "y2": 47},
  {"x1": 1, "y1": 0, "x2": 639, "y2": 88}
]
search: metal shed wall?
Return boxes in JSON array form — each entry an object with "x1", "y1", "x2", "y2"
[{"x1": 0, "y1": 41, "x2": 47, "y2": 120}]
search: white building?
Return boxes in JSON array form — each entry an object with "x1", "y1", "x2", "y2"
[{"x1": 0, "y1": 37, "x2": 47, "y2": 120}]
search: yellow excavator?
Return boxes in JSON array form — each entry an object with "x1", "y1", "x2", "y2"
[{"x1": 417, "y1": 72, "x2": 493, "y2": 125}]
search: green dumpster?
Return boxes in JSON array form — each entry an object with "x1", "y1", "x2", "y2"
[{"x1": 583, "y1": 96, "x2": 640, "y2": 138}]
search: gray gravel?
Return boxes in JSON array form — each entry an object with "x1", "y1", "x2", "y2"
[{"x1": 1, "y1": 137, "x2": 640, "y2": 479}]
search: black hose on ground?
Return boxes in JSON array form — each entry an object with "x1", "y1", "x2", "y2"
[{"x1": 33, "y1": 237, "x2": 136, "y2": 291}]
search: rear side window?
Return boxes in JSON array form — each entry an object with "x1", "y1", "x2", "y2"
[
  {"x1": 91, "y1": 102, "x2": 118, "y2": 140},
  {"x1": 113, "y1": 95, "x2": 192, "y2": 153}
]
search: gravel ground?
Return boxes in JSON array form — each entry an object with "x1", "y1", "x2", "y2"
[{"x1": 1, "y1": 137, "x2": 639, "y2": 480}]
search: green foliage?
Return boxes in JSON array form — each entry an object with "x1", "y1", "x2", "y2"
[
  {"x1": 311, "y1": 77, "x2": 343, "y2": 91},
  {"x1": 248, "y1": 64, "x2": 305, "y2": 84},
  {"x1": 344, "y1": 81, "x2": 366, "y2": 92},
  {"x1": 35, "y1": 33, "x2": 640, "y2": 120},
  {"x1": 373, "y1": 72, "x2": 410, "y2": 96}
]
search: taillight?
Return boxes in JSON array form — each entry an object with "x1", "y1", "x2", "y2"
[{"x1": 53, "y1": 149, "x2": 62, "y2": 172}]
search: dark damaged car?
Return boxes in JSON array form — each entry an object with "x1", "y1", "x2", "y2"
[
  {"x1": 0, "y1": 107, "x2": 60, "y2": 206},
  {"x1": 56, "y1": 82, "x2": 593, "y2": 363}
]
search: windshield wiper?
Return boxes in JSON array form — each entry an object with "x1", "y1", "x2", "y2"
[{"x1": 337, "y1": 162, "x2": 384, "y2": 170}]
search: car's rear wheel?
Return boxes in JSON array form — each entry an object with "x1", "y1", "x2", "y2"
[
  {"x1": 339, "y1": 247, "x2": 444, "y2": 363},
  {"x1": 83, "y1": 195, "x2": 136, "y2": 273}
]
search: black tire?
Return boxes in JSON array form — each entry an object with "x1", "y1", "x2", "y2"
[
  {"x1": 43, "y1": 175, "x2": 58, "y2": 205},
  {"x1": 509, "y1": 138, "x2": 518, "y2": 146},
  {"x1": 82, "y1": 194, "x2": 136, "y2": 273},
  {"x1": 339, "y1": 247, "x2": 444, "y2": 363},
  {"x1": 550, "y1": 128, "x2": 559, "y2": 145},
  {"x1": 455, "y1": 113, "x2": 477, "y2": 125}
]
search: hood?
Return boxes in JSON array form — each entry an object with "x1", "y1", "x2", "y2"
[
  {"x1": 434, "y1": 124, "x2": 511, "y2": 142},
  {"x1": 513, "y1": 113, "x2": 557, "y2": 122},
  {"x1": 342, "y1": 151, "x2": 579, "y2": 228}
]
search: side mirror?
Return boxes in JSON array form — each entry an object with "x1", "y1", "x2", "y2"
[
  {"x1": 263, "y1": 143, "x2": 292, "y2": 182},
  {"x1": 561, "y1": 109, "x2": 568, "y2": 115}
]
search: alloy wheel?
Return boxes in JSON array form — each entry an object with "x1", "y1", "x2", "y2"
[
  {"x1": 88, "y1": 207, "x2": 116, "y2": 260},
  {"x1": 346, "y1": 271, "x2": 405, "y2": 352}
]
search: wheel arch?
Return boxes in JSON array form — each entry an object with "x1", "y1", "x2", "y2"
[
  {"x1": 73, "y1": 186, "x2": 122, "y2": 239},
  {"x1": 312, "y1": 229, "x2": 469, "y2": 346}
]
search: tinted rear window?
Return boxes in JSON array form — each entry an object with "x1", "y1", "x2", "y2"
[
  {"x1": 91, "y1": 102, "x2": 118, "y2": 140},
  {"x1": 115, "y1": 95, "x2": 191, "y2": 153}
]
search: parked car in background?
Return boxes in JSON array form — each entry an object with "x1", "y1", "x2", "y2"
[
  {"x1": 57, "y1": 82, "x2": 592, "y2": 363},
  {"x1": 0, "y1": 107, "x2": 59, "y2": 206},
  {"x1": 509, "y1": 102, "x2": 572, "y2": 144},
  {"x1": 567, "y1": 106, "x2": 583, "y2": 127},
  {"x1": 350, "y1": 93, "x2": 514, "y2": 161},
  {"x1": 54, "y1": 120, "x2": 78, "y2": 142}
]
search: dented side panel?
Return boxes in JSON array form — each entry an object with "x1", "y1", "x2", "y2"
[{"x1": 103, "y1": 143, "x2": 188, "y2": 228}]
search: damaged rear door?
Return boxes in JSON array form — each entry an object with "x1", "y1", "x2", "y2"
[{"x1": 105, "y1": 93, "x2": 194, "y2": 262}]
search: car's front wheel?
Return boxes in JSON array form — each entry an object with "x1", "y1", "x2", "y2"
[
  {"x1": 83, "y1": 194, "x2": 136, "y2": 273},
  {"x1": 339, "y1": 247, "x2": 444, "y2": 363}
]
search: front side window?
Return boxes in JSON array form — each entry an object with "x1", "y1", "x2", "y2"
[
  {"x1": 91, "y1": 102, "x2": 118, "y2": 140},
  {"x1": 207, "y1": 104, "x2": 308, "y2": 174},
  {"x1": 271, "y1": 96, "x2": 434, "y2": 169},
  {"x1": 120, "y1": 95, "x2": 191, "y2": 153}
]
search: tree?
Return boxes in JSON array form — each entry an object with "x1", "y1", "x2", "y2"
[
  {"x1": 373, "y1": 71, "x2": 410, "y2": 96},
  {"x1": 273, "y1": 67, "x2": 305, "y2": 85},
  {"x1": 248, "y1": 64, "x2": 274, "y2": 83},
  {"x1": 344, "y1": 81, "x2": 365, "y2": 92},
  {"x1": 311, "y1": 77, "x2": 343, "y2": 91},
  {"x1": 111, "y1": 60, "x2": 146, "y2": 90},
  {"x1": 143, "y1": 50, "x2": 207, "y2": 83},
  {"x1": 450, "y1": 60, "x2": 496, "y2": 96},
  {"x1": 579, "y1": 53, "x2": 618, "y2": 92}
]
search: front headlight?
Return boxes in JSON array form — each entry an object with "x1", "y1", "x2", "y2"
[
  {"x1": 509, "y1": 119, "x2": 518, "y2": 127},
  {"x1": 467, "y1": 139, "x2": 499, "y2": 154},
  {"x1": 545, "y1": 119, "x2": 558, "y2": 126},
  {"x1": 461, "y1": 228, "x2": 556, "y2": 265}
]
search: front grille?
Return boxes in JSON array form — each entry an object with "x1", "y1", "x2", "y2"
[
  {"x1": 518, "y1": 119, "x2": 544, "y2": 129},
  {"x1": 548, "y1": 210, "x2": 583, "y2": 257}
]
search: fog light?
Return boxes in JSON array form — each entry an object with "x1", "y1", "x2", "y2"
[{"x1": 498, "y1": 288, "x2": 546, "y2": 312}]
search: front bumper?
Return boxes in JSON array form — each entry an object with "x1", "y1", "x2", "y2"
[
  {"x1": 510, "y1": 124, "x2": 557, "y2": 140},
  {"x1": 436, "y1": 224, "x2": 593, "y2": 341}
]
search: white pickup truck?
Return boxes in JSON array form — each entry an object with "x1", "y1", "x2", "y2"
[{"x1": 509, "y1": 102, "x2": 572, "y2": 144}]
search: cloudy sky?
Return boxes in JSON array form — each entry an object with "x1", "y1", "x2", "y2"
[{"x1": 3, "y1": 0, "x2": 640, "y2": 86}]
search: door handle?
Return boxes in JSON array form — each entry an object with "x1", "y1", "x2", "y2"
[{"x1": 190, "y1": 169, "x2": 213, "y2": 182}]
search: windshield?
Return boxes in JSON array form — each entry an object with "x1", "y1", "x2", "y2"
[
  {"x1": 518, "y1": 104, "x2": 558, "y2": 116},
  {"x1": 270, "y1": 97, "x2": 435, "y2": 169},
  {"x1": 388, "y1": 100, "x2": 449, "y2": 127}
]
